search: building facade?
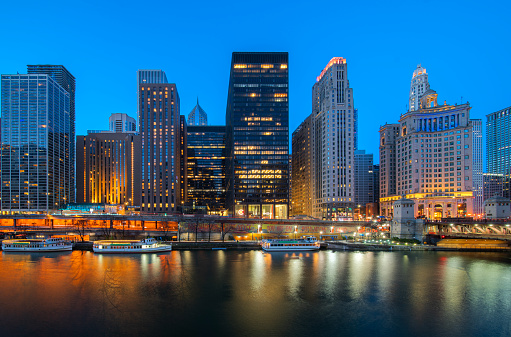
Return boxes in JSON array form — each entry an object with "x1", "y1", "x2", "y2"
[
  {"x1": 76, "y1": 132, "x2": 141, "y2": 206},
  {"x1": 354, "y1": 150, "x2": 375, "y2": 209},
  {"x1": 379, "y1": 67, "x2": 474, "y2": 220},
  {"x1": 186, "y1": 126, "x2": 226, "y2": 215},
  {"x1": 483, "y1": 173, "x2": 504, "y2": 201},
  {"x1": 225, "y1": 52, "x2": 289, "y2": 219},
  {"x1": 187, "y1": 99, "x2": 207, "y2": 126},
  {"x1": 471, "y1": 119, "x2": 483, "y2": 216},
  {"x1": 137, "y1": 70, "x2": 180, "y2": 214},
  {"x1": 291, "y1": 115, "x2": 312, "y2": 216},
  {"x1": 109, "y1": 113, "x2": 136, "y2": 133},
  {"x1": 311, "y1": 57, "x2": 356, "y2": 219},
  {"x1": 487, "y1": 106, "x2": 511, "y2": 175},
  {"x1": 409, "y1": 65, "x2": 430, "y2": 112},
  {"x1": 1, "y1": 73, "x2": 73, "y2": 212}
]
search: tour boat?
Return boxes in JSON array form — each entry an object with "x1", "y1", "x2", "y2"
[
  {"x1": 2, "y1": 237, "x2": 73, "y2": 252},
  {"x1": 261, "y1": 236, "x2": 320, "y2": 252},
  {"x1": 93, "y1": 238, "x2": 172, "y2": 253}
]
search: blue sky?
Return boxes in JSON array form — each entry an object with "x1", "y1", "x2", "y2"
[{"x1": 1, "y1": 0, "x2": 510, "y2": 163}]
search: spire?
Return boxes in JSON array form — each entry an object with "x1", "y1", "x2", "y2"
[{"x1": 197, "y1": 96, "x2": 199, "y2": 106}]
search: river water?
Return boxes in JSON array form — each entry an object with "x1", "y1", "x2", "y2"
[{"x1": 0, "y1": 250, "x2": 510, "y2": 337}]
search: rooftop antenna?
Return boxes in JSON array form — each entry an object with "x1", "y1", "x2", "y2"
[{"x1": 461, "y1": 96, "x2": 463, "y2": 104}]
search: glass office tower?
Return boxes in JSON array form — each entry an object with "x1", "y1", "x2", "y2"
[
  {"x1": 1, "y1": 74, "x2": 72, "y2": 212},
  {"x1": 27, "y1": 65, "x2": 76, "y2": 203},
  {"x1": 187, "y1": 126, "x2": 226, "y2": 214},
  {"x1": 225, "y1": 52, "x2": 289, "y2": 219}
]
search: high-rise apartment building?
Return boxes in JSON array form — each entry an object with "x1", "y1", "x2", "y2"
[
  {"x1": 471, "y1": 119, "x2": 483, "y2": 216},
  {"x1": 1, "y1": 73, "x2": 73, "y2": 212},
  {"x1": 76, "y1": 132, "x2": 141, "y2": 206},
  {"x1": 354, "y1": 150, "x2": 375, "y2": 207},
  {"x1": 291, "y1": 115, "x2": 312, "y2": 216},
  {"x1": 137, "y1": 70, "x2": 180, "y2": 214},
  {"x1": 311, "y1": 57, "x2": 356, "y2": 219},
  {"x1": 187, "y1": 99, "x2": 207, "y2": 126},
  {"x1": 109, "y1": 113, "x2": 136, "y2": 133},
  {"x1": 179, "y1": 115, "x2": 187, "y2": 207},
  {"x1": 225, "y1": 52, "x2": 289, "y2": 219},
  {"x1": 487, "y1": 106, "x2": 511, "y2": 175},
  {"x1": 186, "y1": 126, "x2": 226, "y2": 215},
  {"x1": 379, "y1": 67, "x2": 474, "y2": 220}
]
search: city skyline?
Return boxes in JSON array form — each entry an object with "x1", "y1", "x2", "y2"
[{"x1": 1, "y1": 0, "x2": 510, "y2": 161}]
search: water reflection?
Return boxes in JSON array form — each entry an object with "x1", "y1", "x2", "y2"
[{"x1": 0, "y1": 251, "x2": 510, "y2": 337}]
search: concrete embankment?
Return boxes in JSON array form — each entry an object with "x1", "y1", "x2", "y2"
[
  {"x1": 72, "y1": 241, "x2": 261, "y2": 251},
  {"x1": 328, "y1": 241, "x2": 511, "y2": 252}
]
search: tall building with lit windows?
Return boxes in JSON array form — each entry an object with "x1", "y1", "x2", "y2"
[
  {"x1": 76, "y1": 132, "x2": 141, "y2": 206},
  {"x1": 409, "y1": 65, "x2": 430, "y2": 112},
  {"x1": 137, "y1": 70, "x2": 180, "y2": 214},
  {"x1": 1, "y1": 71, "x2": 73, "y2": 212},
  {"x1": 225, "y1": 52, "x2": 289, "y2": 219},
  {"x1": 310, "y1": 57, "x2": 356, "y2": 220},
  {"x1": 379, "y1": 66, "x2": 474, "y2": 220},
  {"x1": 187, "y1": 98, "x2": 208, "y2": 126},
  {"x1": 487, "y1": 106, "x2": 511, "y2": 175},
  {"x1": 291, "y1": 115, "x2": 312, "y2": 216}
]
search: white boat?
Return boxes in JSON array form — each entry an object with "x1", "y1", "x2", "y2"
[
  {"x1": 261, "y1": 236, "x2": 320, "y2": 252},
  {"x1": 2, "y1": 237, "x2": 73, "y2": 252},
  {"x1": 93, "y1": 238, "x2": 172, "y2": 253}
]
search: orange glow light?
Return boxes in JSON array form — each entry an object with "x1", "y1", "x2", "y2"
[{"x1": 316, "y1": 57, "x2": 346, "y2": 82}]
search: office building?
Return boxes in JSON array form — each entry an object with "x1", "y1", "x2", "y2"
[
  {"x1": 76, "y1": 132, "x2": 141, "y2": 206},
  {"x1": 187, "y1": 98, "x2": 207, "y2": 126},
  {"x1": 379, "y1": 67, "x2": 474, "y2": 220},
  {"x1": 1, "y1": 73, "x2": 73, "y2": 212},
  {"x1": 354, "y1": 150, "x2": 375, "y2": 208},
  {"x1": 483, "y1": 173, "x2": 504, "y2": 201},
  {"x1": 291, "y1": 116, "x2": 312, "y2": 216},
  {"x1": 27, "y1": 64, "x2": 76, "y2": 204},
  {"x1": 179, "y1": 115, "x2": 187, "y2": 207},
  {"x1": 186, "y1": 126, "x2": 226, "y2": 215},
  {"x1": 225, "y1": 52, "x2": 289, "y2": 218},
  {"x1": 137, "y1": 70, "x2": 180, "y2": 214},
  {"x1": 311, "y1": 57, "x2": 356, "y2": 219},
  {"x1": 471, "y1": 119, "x2": 483, "y2": 216},
  {"x1": 409, "y1": 65, "x2": 430, "y2": 112},
  {"x1": 109, "y1": 113, "x2": 136, "y2": 133}
]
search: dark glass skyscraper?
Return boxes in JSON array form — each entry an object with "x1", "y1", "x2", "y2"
[
  {"x1": 187, "y1": 126, "x2": 226, "y2": 215},
  {"x1": 137, "y1": 70, "x2": 180, "y2": 214},
  {"x1": 225, "y1": 52, "x2": 289, "y2": 219}
]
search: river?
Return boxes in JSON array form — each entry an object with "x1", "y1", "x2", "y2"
[{"x1": 0, "y1": 250, "x2": 510, "y2": 336}]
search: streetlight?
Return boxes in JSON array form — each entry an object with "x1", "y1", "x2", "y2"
[{"x1": 294, "y1": 225, "x2": 298, "y2": 239}]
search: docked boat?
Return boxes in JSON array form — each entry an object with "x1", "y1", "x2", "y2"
[
  {"x1": 93, "y1": 238, "x2": 172, "y2": 253},
  {"x1": 2, "y1": 237, "x2": 72, "y2": 252},
  {"x1": 261, "y1": 236, "x2": 320, "y2": 252}
]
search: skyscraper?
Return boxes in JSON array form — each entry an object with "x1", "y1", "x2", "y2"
[
  {"x1": 291, "y1": 115, "x2": 312, "y2": 216},
  {"x1": 225, "y1": 52, "x2": 289, "y2": 219},
  {"x1": 486, "y1": 106, "x2": 511, "y2": 175},
  {"x1": 311, "y1": 57, "x2": 356, "y2": 219},
  {"x1": 186, "y1": 126, "x2": 226, "y2": 214},
  {"x1": 379, "y1": 66, "x2": 474, "y2": 220},
  {"x1": 409, "y1": 65, "x2": 430, "y2": 112},
  {"x1": 187, "y1": 98, "x2": 208, "y2": 126},
  {"x1": 354, "y1": 150, "x2": 375, "y2": 208},
  {"x1": 27, "y1": 64, "x2": 76, "y2": 203},
  {"x1": 471, "y1": 119, "x2": 483, "y2": 216},
  {"x1": 109, "y1": 113, "x2": 136, "y2": 133},
  {"x1": 1, "y1": 73, "x2": 73, "y2": 212},
  {"x1": 137, "y1": 70, "x2": 180, "y2": 214}
]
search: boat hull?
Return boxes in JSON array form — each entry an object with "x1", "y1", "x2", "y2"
[
  {"x1": 262, "y1": 246, "x2": 320, "y2": 252},
  {"x1": 2, "y1": 245, "x2": 73, "y2": 252},
  {"x1": 93, "y1": 246, "x2": 172, "y2": 254}
]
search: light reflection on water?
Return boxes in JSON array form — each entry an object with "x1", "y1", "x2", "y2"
[{"x1": 0, "y1": 250, "x2": 510, "y2": 337}]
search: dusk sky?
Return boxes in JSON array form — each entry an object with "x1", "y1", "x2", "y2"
[{"x1": 1, "y1": 0, "x2": 510, "y2": 162}]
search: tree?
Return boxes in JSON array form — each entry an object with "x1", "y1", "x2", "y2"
[
  {"x1": 221, "y1": 223, "x2": 237, "y2": 242},
  {"x1": 160, "y1": 221, "x2": 174, "y2": 241},
  {"x1": 75, "y1": 219, "x2": 90, "y2": 242}
]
